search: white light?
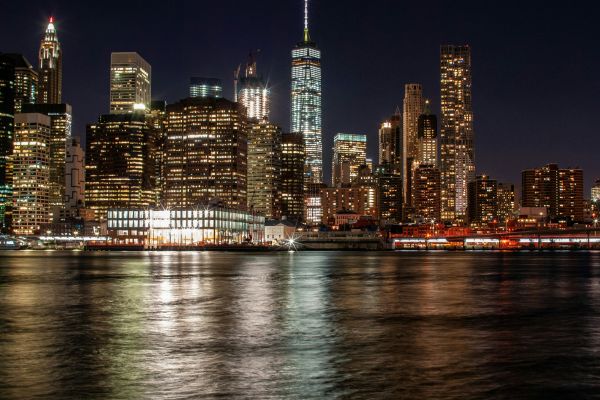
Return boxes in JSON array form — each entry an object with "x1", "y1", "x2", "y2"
[{"x1": 133, "y1": 103, "x2": 146, "y2": 111}]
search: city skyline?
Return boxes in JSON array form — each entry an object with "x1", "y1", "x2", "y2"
[{"x1": 1, "y1": 1, "x2": 599, "y2": 192}]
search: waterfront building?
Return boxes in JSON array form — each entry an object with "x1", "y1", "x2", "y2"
[
  {"x1": 332, "y1": 133, "x2": 367, "y2": 187},
  {"x1": 38, "y1": 17, "x2": 62, "y2": 104},
  {"x1": 592, "y1": 179, "x2": 600, "y2": 204},
  {"x1": 321, "y1": 185, "x2": 378, "y2": 226},
  {"x1": 467, "y1": 175, "x2": 498, "y2": 227},
  {"x1": 110, "y1": 52, "x2": 151, "y2": 113},
  {"x1": 440, "y1": 45, "x2": 475, "y2": 223},
  {"x1": 417, "y1": 101, "x2": 437, "y2": 167},
  {"x1": 236, "y1": 53, "x2": 269, "y2": 120},
  {"x1": 147, "y1": 100, "x2": 168, "y2": 205},
  {"x1": 85, "y1": 113, "x2": 157, "y2": 220},
  {"x1": 378, "y1": 110, "x2": 402, "y2": 172},
  {"x1": 106, "y1": 206, "x2": 265, "y2": 247},
  {"x1": 522, "y1": 164, "x2": 584, "y2": 223},
  {"x1": 291, "y1": 0, "x2": 322, "y2": 184},
  {"x1": 190, "y1": 77, "x2": 222, "y2": 99},
  {"x1": 412, "y1": 164, "x2": 441, "y2": 223},
  {"x1": 2, "y1": 54, "x2": 37, "y2": 112},
  {"x1": 64, "y1": 137, "x2": 85, "y2": 213},
  {"x1": 280, "y1": 132, "x2": 305, "y2": 223},
  {"x1": 22, "y1": 103, "x2": 72, "y2": 215},
  {"x1": 12, "y1": 113, "x2": 51, "y2": 235},
  {"x1": 497, "y1": 182, "x2": 516, "y2": 224},
  {"x1": 247, "y1": 119, "x2": 282, "y2": 218},
  {"x1": 0, "y1": 54, "x2": 15, "y2": 231},
  {"x1": 164, "y1": 97, "x2": 247, "y2": 210},
  {"x1": 305, "y1": 182, "x2": 325, "y2": 226},
  {"x1": 374, "y1": 163, "x2": 403, "y2": 225},
  {"x1": 264, "y1": 220, "x2": 297, "y2": 244},
  {"x1": 403, "y1": 84, "x2": 425, "y2": 205}
]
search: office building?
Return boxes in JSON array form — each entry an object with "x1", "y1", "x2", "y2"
[
  {"x1": 236, "y1": 53, "x2": 269, "y2": 120},
  {"x1": 85, "y1": 113, "x2": 157, "y2": 220},
  {"x1": 305, "y1": 182, "x2": 325, "y2": 226},
  {"x1": 522, "y1": 164, "x2": 584, "y2": 223},
  {"x1": 403, "y1": 84, "x2": 425, "y2": 205},
  {"x1": 375, "y1": 163, "x2": 402, "y2": 225},
  {"x1": 147, "y1": 100, "x2": 167, "y2": 205},
  {"x1": 332, "y1": 133, "x2": 367, "y2": 187},
  {"x1": 291, "y1": 0, "x2": 322, "y2": 184},
  {"x1": 440, "y1": 45, "x2": 475, "y2": 222},
  {"x1": 497, "y1": 182, "x2": 515, "y2": 224},
  {"x1": 0, "y1": 54, "x2": 15, "y2": 231},
  {"x1": 378, "y1": 109, "x2": 402, "y2": 170},
  {"x1": 247, "y1": 119, "x2": 281, "y2": 218},
  {"x1": 321, "y1": 185, "x2": 378, "y2": 226},
  {"x1": 65, "y1": 137, "x2": 85, "y2": 213},
  {"x1": 280, "y1": 132, "x2": 305, "y2": 222},
  {"x1": 417, "y1": 101, "x2": 437, "y2": 167},
  {"x1": 413, "y1": 164, "x2": 441, "y2": 222},
  {"x1": 110, "y1": 52, "x2": 151, "y2": 113},
  {"x1": 190, "y1": 77, "x2": 222, "y2": 98},
  {"x1": 12, "y1": 113, "x2": 51, "y2": 235},
  {"x1": 2, "y1": 54, "x2": 37, "y2": 112},
  {"x1": 164, "y1": 97, "x2": 247, "y2": 210},
  {"x1": 38, "y1": 17, "x2": 62, "y2": 104},
  {"x1": 467, "y1": 175, "x2": 497, "y2": 226}
]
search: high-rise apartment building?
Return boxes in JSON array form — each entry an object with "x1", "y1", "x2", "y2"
[
  {"x1": 291, "y1": 0, "x2": 322, "y2": 184},
  {"x1": 164, "y1": 97, "x2": 247, "y2": 210},
  {"x1": 237, "y1": 53, "x2": 269, "y2": 121},
  {"x1": 280, "y1": 132, "x2": 305, "y2": 223},
  {"x1": 378, "y1": 110, "x2": 402, "y2": 170},
  {"x1": 522, "y1": 164, "x2": 584, "y2": 223},
  {"x1": 403, "y1": 84, "x2": 425, "y2": 205},
  {"x1": 374, "y1": 163, "x2": 403, "y2": 225},
  {"x1": 417, "y1": 101, "x2": 437, "y2": 167},
  {"x1": 86, "y1": 113, "x2": 157, "y2": 220},
  {"x1": 147, "y1": 100, "x2": 167, "y2": 206},
  {"x1": 2, "y1": 54, "x2": 38, "y2": 112},
  {"x1": 467, "y1": 175, "x2": 497, "y2": 226},
  {"x1": 332, "y1": 133, "x2": 367, "y2": 187},
  {"x1": 0, "y1": 54, "x2": 15, "y2": 231},
  {"x1": 12, "y1": 113, "x2": 51, "y2": 235},
  {"x1": 247, "y1": 119, "x2": 281, "y2": 218},
  {"x1": 22, "y1": 103, "x2": 72, "y2": 214},
  {"x1": 65, "y1": 137, "x2": 85, "y2": 213},
  {"x1": 440, "y1": 45, "x2": 475, "y2": 223},
  {"x1": 38, "y1": 17, "x2": 62, "y2": 104},
  {"x1": 110, "y1": 52, "x2": 151, "y2": 113},
  {"x1": 497, "y1": 182, "x2": 515, "y2": 224},
  {"x1": 190, "y1": 77, "x2": 222, "y2": 98},
  {"x1": 413, "y1": 164, "x2": 441, "y2": 222}
]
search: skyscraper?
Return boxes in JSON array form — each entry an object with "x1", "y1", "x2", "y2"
[
  {"x1": 291, "y1": 0, "x2": 322, "y2": 184},
  {"x1": 592, "y1": 180, "x2": 600, "y2": 204},
  {"x1": 110, "y1": 52, "x2": 151, "y2": 113},
  {"x1": 280, "y1": 132, "x2": 305, "y2": 223},
  {"x1": 247, "y1": 119, "x2": 281, "y2": 218},
  {"x1": 38, "y1": 17, "x2": 62, "y2": 104},
  {"x1": 375, "y1": 163, "x2": 403, "y2": 225},
  {"x1": 467, "y1": 175, "x2": 497, "y2": 226},
  {"x1": 417, "y1": 101, "x2": 438, "y2": 167},
  {"x1": 0, "y1": 54, "x2": 15, "y2": 231},
  {"x1": 12, "y1": 113, "x2": 51, "y2": 235},
  {"x1": 237, "y1": 53, "x2": 269, "y2": 121},
  {"x1": 332, "y1": 133, "x2": 367, "y2": 187},
  {"x1": 378, "y1": 109, "x2": 402, "y2": 171},
  {"x1": 190, "y1": 77, "x2": 222, "y2": 98},
  {"x1": 496, "y1": 182, "x2": 515, "y2": 224},
  {"x1": 65, "y1": 137, "x2": 85, "y2": 214},
  {"x1": 413, "y1": 164, "x2": 441, "y2": 222},
  {"x1": 2, "y1": 54, "x2": 38, "y2": 112},
  {"x1": 164, "y1": 97, "x2": 247, "y2": 210},
  {"x1": 440, "y1": 45, "x2": 475, "y2": 223},
  {"x1": 403, "y1": 84, "x2": 425, "y2": 205}
]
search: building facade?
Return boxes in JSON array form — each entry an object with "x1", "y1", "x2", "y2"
[
  {"x1": 3, "y1": 54, "x2": 38, "y2": 112},
  {"x1": 413, "y1": 164, "x2": 441, "y2": 222},
  {"x1": 417, "y1": 102, "x2": 437, "y2": 167},
  {"x1": 378, "y1": 110, "x2": 402, "y2": 171},
  {"x1": 375, "y1": 163, "x2": 403, "y2": 225},
  {"x1": 65, "y1": 137, "x2": 85, "y2": 213},
  {"x1": 38, "y1": 17, "x2": 62, "y2": 104},
  {"x1": 280, "y1": 132, "x2": 305, "y2": 222},
  {"x1": 332, "y1": 133, "x2": 367, "y2": 187},
  {"x1": 291, "y1": 0, "x2": 322, "y2": 184},
  {"x1": 164, "y1": 97, "x2": 247, "y2": 210},
  {"x1": 497, "y1": 182, "x2": 515, "y2": 224},
  {"x1": 110, "y1": 52, "x2": 151, "y2": 113},
  {"x1": 190, "y1": 77, "x2": 222, "y2": 98},
  {"x1": 0, "y1": 54, "x2": 15, "y2": 231},
  {"x1": 592, "y1": 179, "x2": 600, "y2": 204},
  {"x1": 440, "y1": 45, "x2": 475, "y2": 223},
  {"x1": 236, "y1": 53, "x2": 269, "y2": 121},
  {"x1": 467, "y1": 175, "x2": 497, "y2": 226},
  {"x1": 403, "y1": 84, "x2": 425, "y2": 205},
  {"x1": 320, "y1": 185, "x2": 378, "y2": 226},
  {"x1": 12, "y1": 113, "x2": 51, "y2": 235}
]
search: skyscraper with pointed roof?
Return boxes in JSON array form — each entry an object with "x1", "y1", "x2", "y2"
[
  {"x1": 38, "y1": 17, "x2": 62, "y2": 104},
  {"x1": 291, "y1": 0, "x2": 322, "y2": 185}
]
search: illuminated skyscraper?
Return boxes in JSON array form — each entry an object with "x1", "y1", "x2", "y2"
[
  {"x1": 86, "y1": 113, "x2": 157, "y2": 220},
  {"x1": 440, "y1": 45, "x2": 475, "y2": 223},
  {"x1": 38, "y1": 17, "x2": 62, "y2": 104},
  {"x1": 467, "y1": 175, "x2": 497, "y2": 227},
  {"x1": 237, "y1": 53, "x2": 269, "y2": 121},
  {"x1": 374, "y1": 163, "x2": 403, "y2": 225},
  {"x1": 413, "y1": 164, "x2": 441, "y2": 222},
  {"x1": 2, "y1": 54, "x2": 37, "y2": 112},
  {"x1": 332, "y1": 133, "x2": 367, "y2": 187},
  {"x1": 496, "y1": 182, "x2": 515, "y2": 224},
  {"x1": 65, "y1": 137, "x2": 85, "y2": 213},
  {"x1": 147, "y1": 100, "x2": 168, "y2": 205},
  {"x1": 291, "y1": 0, "x2": 322, "y2": 184},
  {"x1": 190, "y1": 77, "x2": 222, "y2": 98},
  {"x1": 403, "y1": 84, "x2": 425, "y2": 205},
  {"x1": 12, "y1": 113, "x2": 51, "y2": 235},
  {"x1": 0, "y1": 55, "x2": 15, "y2": 230},
  {"x1": 22, "y1": 103, "x2": 72, "y2": 216},
  {"x1": 280, "y1": 132, "x2": 305, "y2": 222},
  {"x1": 110, "y1": 52, "x2": 151, "y2": 113},
  {"x1": 164, "y1": 97, "x2": 247, "y2": 210},
  {"x1": 247, "y1": 119, "x2": 281, "y2": 218},
  {"x1": 378, "y1": 109, "x2": 402, "y2": 170},
  {"x1": 417, "y1": 101, "x2": 437, "y2": 167}
]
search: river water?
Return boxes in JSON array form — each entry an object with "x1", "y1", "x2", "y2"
[{"x1": 1, "y1": 250, "x2": 600, "y2": 399}]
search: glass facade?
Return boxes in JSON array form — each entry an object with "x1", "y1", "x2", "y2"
[
  {"x1": 332, "y1": 133, "x2": 367, "y2": 187},
  {"x1": 190, "y1": 77, "x2": 222, "y2": 98},
  {"x1": 110, "y1": 52, "x2": 151, "y2": 113}
]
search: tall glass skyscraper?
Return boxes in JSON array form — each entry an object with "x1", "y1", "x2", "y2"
[
  {"x1": 110, "y1": 52, "x2": 151, "y2": 113},
  {"x1": 38, "y1": 17, "x2": 62, "y2": 104},
  {"x1": 237, "y1": 53, "x2": 269, "y2": 121},
  {"x1": 291, "y1": 0, "x2": 322, "y2": 184}
]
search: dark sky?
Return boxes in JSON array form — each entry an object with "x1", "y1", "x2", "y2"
[{"x1": 2, "y1": 1, "x2": 599, "y2": 193}]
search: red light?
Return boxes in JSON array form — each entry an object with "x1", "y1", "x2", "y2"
[{"x1": 49, "y1": 16, "x2": 54, "y2": 23}]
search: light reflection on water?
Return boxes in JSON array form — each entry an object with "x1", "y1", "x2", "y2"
[{"x1": 1, "y1": 251, "x2": 600, "y2": 398}]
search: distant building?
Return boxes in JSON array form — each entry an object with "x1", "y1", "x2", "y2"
[
  {"x1": 403, "y1": 83, "x2": 425, "y2": 205},
  {"x1": 592, "y1": 179, "x2": 600, "y2": 203},
  {"x1": 467, "y1": 175, "x2": 497, "y2": 226},
  {"x1": 374, "y1": 163, "x2": 402, "y2": 225},
  {"x1": 413, "y1": 164, "x2": 441, "y2": 222},
  {"x1": 264, "y1": 220, "x2": 297, "y2": 244},
  {"x1": 38, "y1": 17, "x2": 62, "y2": 104},
  {"x1": 247, "y1": 119, "x2": 281, "y2": 219},
  {"x1": 12, "y1": 113, "x2": 51, "y2": 235},
  {"x1": 0, "y1": 54, "x2": 16, "y2": 231},
  {"x1": 110, "y1": 52, "x2": 151, "y2": 113},
  {"x1": 522, "y1": 164, "x2": 584, "y2": 223},
  {"x1": 2, "y1": 54, "x2": 37, "y2": 112},
  {"x1": 496, "y1": 182, "x2": 515, "y2": 224},
  {"x1": 164, "y1": 97, "x2": 247, "y2": 210},
  {"x1": 85, "y1": 113, "x2": 157, "y2": 220},
  {"x1": 321, "y1": 185, "x2": 378, "y2": 226},
  {"x1": 378, "y1": 110, "x2": 402, "y2": 172},
  {"x1": 190, "y1": 77, "x2": 222, "y2": 99},
  {"x1": 146, "y1": 100, "x2": 168, "y2": 205},
  {"x1": 280, "y1": 132, "x2": 305, "y2": 223},
  {"x1": 332, "y1": 133, "x2": 367, "y2": 187},
  {"x1": 64, "y1": 137, "x2": 85, "y2": 213},
  {"x1": 440, "y1": 45, "x2": 475, "y2": 222},
  {"x1": 305, "y1": 182, "x2": 325, "y2": 226},
  {"x1": 417, "y1": 101, "x2": 437, "y2": 167},
  {"x1": 236, "y1": 53, "x2": 269, "y2": 120}
]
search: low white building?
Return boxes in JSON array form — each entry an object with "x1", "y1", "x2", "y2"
[{"x1": 264, "y1": 220, "x2": 297, "y2": 244}]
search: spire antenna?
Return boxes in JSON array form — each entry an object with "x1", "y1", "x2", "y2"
[{"x1": 303, "y1": 0, "x2": 310, "y2": 42}]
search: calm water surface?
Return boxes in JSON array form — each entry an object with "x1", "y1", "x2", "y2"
[{"x1": 1, "y1": 251, "x2": 600, "y2": 399}]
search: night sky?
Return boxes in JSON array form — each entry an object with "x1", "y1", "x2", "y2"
[{"x1": 2, "y1": 1, "x2": 599, "y2": 193}]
